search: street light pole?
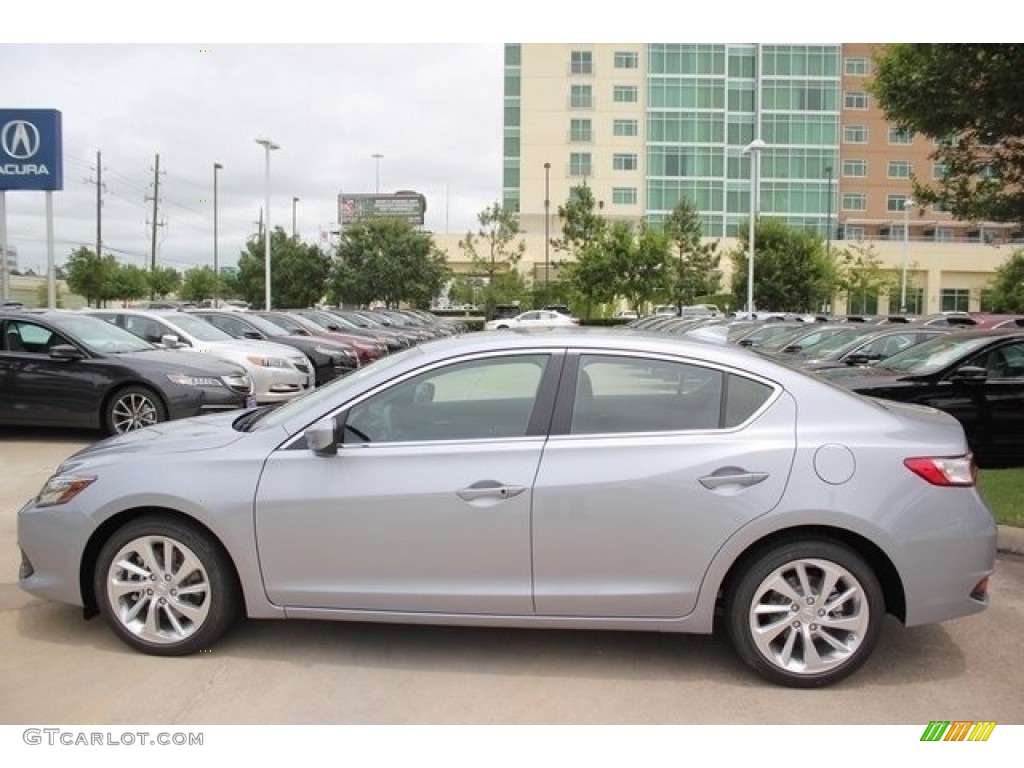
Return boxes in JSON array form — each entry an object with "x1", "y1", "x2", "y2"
[
  {"x1": 292, "y1": 196, "x2": 300, "y2": 239},
  {"x1": 372, "y1": 153, "x2": 383, "y2": 193},
  {"x1": 543, "y1": 162, "x2": 551, "y2": 299},
  {"x1": 824, "y1": 165, "x2": 833, "y2": 314},
  {"x1": 213, "y1": 162, "x2": 222, "y2": 307},
  {"x1": 899, "y1": 198, "x2": 916, "y2": 314},
  {"x1": 255, "y1": 138, "x2": 279, "y2": 310},
  {"x1": 742, "y1": 138, "x2": 766, "y2": 316}
]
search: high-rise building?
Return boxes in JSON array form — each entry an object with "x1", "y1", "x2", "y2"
[{"x1": 437, "y1": 43, "x2": 1017, "y2": 315}]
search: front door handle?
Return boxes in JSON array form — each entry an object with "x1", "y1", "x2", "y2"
[{"x1": 457, "y1": 481, "x2": 527, "y2": 502}]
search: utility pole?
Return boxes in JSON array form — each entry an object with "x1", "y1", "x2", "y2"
[
  {"x1": 95, "y1": 151, "x2": 102, "y2": 260},
  {"x1": 150, "y1": 154, "x2": 161, "y2": 273}
]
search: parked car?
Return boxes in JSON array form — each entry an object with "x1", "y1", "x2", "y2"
[
  {"x1": 820, "y1": 329, "x2": 1024, "y2": 466},
  {"x1": 89, "y1": 309, "x2": 314, "y2": 405},
  {"x1": 781, "y1": 326, "x2": 953, "y2": 372},
  {"x1": 17, "y1": 330, "x2": 995, "y2": 688},
  {"x1": 484, "y1": 309, "x2": 579, "y2": 330},
  {"x1": 1, "y1": 310, "x2": 251, "y2": 434},
  {"x1": 249, "y1": 310, "x2": 388, "y2": 365},
  {"x1": 290, "y1": 308, "x2": 410, "y2": 352},
  {"x1": 187, "y1": 309, "x2": 358, "y2": 386}
]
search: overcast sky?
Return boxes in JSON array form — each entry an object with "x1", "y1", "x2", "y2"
[
  {"x1": 2, "y1": 43, "x2": 503, "y2": 274},
  {"x1": 1, "y1": 5, "x2": 988, "y2": 276}
]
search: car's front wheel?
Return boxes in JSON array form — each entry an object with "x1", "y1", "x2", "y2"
[
  {"x1": 94, "y1": 516, "x2": 239, "y2": 655},
  {"x1": 104, "y1": 385, "x2": 167, "y2": 434},
  {"x1": 725, "y1": 540, "x2": 884, "y2": 687}
]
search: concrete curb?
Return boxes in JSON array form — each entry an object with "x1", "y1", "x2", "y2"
[{"x1": 997, "y1": 525, "x2": 1024, "y2": 556}]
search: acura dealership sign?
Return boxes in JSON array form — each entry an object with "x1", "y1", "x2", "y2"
[{"x1": 0, "y1": 109, "x2": 63, "y2": 190}]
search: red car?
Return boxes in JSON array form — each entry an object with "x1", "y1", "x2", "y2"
[{"x1": 251, "y1": 311, "x2": 388, "y2": 365}]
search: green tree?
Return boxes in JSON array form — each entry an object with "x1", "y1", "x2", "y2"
[
  {"x1": 147, "y1": 265, "x2": 182, "y2": 300},
  {"x1": 870, "y1": 44, "x2": 1024, "y2": 223},
  {"x1": 108, "y1": 264, "x2": 150, "y2": 306},
  {"x1": 179, "y1": 266, "x2": 219, "y2": 303},
  {"x1": 458, "y1": 203, "x2": 527, "y2": 317},
  {"x1": 329, "y1": 218, "x2": 450, "y2": 309},
  {"x1": 237, "y1": 227, "x2": 332, "y2": 309},
  {"x1": 731, "y1": 218, "x2": 835, "y2": 312},
  {"x1": 835, "y1": 241, "x2": 897, "y2": 314},
  {"x1": 552, "y1": 182, "x2": 607, "y2": 258},
  {"x1": 985, "y1": 248, "x2": 1024, "y2": 312},
  {"x1": 663, "y1": 198, "x2": 722, "y2": 309},
  {"x1": 559, "y1": 239, "x2": 617, "y2": 319},
  {"x1": 609, "y1": 222, "x2": 671, "y2": 314},
  {"x1": 64, "y1": 247, "x2": 117, "y2": 307}
]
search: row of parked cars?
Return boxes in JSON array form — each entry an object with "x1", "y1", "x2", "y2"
[
  {"x1": 0, "y1": 305, "x2": 461, "y2": 435},
  {"x1": 624, "y1": 311, "x2": 1024, "y2": 468}
]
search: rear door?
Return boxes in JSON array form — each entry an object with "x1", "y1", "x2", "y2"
[{"x1": 531, "y1": 351, "x2": 798, "y2": 618}]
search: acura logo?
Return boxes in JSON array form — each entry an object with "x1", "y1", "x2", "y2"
[{"x1": 1, "y1": 120, "x2": 41, "y2": 160}]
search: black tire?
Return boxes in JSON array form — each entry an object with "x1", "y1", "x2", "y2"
[
  {"x1": 104, "y1": 385, "x2": 167, "y2": 435},
  {"x1": 725, "y1": 539, "x2": 884, "y2": 688},
  {"x1": 94, "y1": 515, "x2": 239, "y2": 656}
]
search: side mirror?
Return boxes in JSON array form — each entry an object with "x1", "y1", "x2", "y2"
[
  {"x1": 49, "y1": 344, "x2": 84, "y2": 361},
  {"x1": 844, "y1": 353, "x2": 872, "y2": 366},
  {"x1": 305, "y1": 418, "x2": 338, "y2": 456},
  {"x1": 243, "y1": 330, "x2": 263, "y2": 340},
  {"x1": 161, "y1": 334, "x2": 185, "y2": 349}
]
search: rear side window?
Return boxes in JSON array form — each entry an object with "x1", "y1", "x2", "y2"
[{"x1": 570, "y1": 355, "x2": 774, "y2": 435}]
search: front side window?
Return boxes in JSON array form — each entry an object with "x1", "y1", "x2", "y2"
[
  {"x1": 3, "y1": 320, "x2": 62, "y2": 354},
  {"x1": 570, "y1": 355, "x2": 772, "y2": 435},
  {"x1": 344, "y1": 354, "x2": 550, "y2": 443}
]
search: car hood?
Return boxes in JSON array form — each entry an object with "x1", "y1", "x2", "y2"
[
  {"x1": 57, "y1": 410, "x2": 249, "y2": 471},
  {"x1": 114, "y1": 348, "x2": 246, "y2": 375}
]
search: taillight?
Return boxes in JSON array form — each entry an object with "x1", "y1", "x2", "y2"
[{"x1": 903, "y1": 455, "x2": 977, "y2": 487}]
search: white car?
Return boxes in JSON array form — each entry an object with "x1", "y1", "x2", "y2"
[
  {"x1": 484, "y1": 310, "x2": 579, "y2": 331},
  {"x1": 89, "y1": 309, "x2": 314, "y2": 404}
]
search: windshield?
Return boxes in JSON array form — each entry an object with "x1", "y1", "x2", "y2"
[
  {"x1": 161, "y1": 312, "x2": 236, "y2": 342},
  {"x1": 236, "y1": 313, "x2": 289, "y2": 337},
  {"x1": 875, "y1": 334, "x2": 995, "y2": 375},
  {"x1": 54, "y1": 314, "x2": 154, "y2": 354},
  {"x1": 243, "y1": 345, "x2": 423, "y2": 431},
  {"x1": 793, "y1": 328, "x2": 875, "y2": 359}
]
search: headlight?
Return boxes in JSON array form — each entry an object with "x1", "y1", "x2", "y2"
[
  {"x1": 246, "y1": 355, "x2": 290, "y2": 369},
  {"x1": 36, "y1": 474, "x2": 96, "y2": 508},
  {"x1": 167, "y1": 373, "x2": 224, "y2": 387}
]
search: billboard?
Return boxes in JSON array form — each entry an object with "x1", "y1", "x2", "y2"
[
  {"x1": 339, "y1": 192, "x2": 425, "y2": 226},
  {"x1": 0, "y1": 109, "x2": 63, "y2": 191}
]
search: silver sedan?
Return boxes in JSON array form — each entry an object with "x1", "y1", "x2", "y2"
[{"x1": 17, "y1": 329, "x2": 996, "y2": 687}]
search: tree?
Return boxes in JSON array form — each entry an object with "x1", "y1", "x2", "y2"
[
  {"x1": 985, "y1": 248, "x2": 1024, "y2": 312},
  {"x1": 458, "y1": 203, "x2": 527, "y2": 316},
  {"x1": 552, "y1": 182, "x2": 607, "y2": 258},
  {"x1": 108, "y1": 264, "x2": 150, "y2": 306},
  {"x1": 179, "y1": 266, "x2": 219, "y2": 303},
  {"x1": 147, "y1": 266, "x2": 182, "y2": 300},
  {"x1": 730, "y1": 218, "x2": 835, "y2": 312},
  {"x1": 237, "y1": 227, "x2": 332, "y2": 309},
  {"x1": 663, "y1": 198, "x2": 722, "y2": 308},
  {"x1": 611, "y1": 222, "x2": 671, "y2": 314},
  {"x1": 64, "y1": 247, "x2": 117, "y2": 307},
  {"x1": 870, "y1": 44, "x2": 1024, "y2": 224},
  {"x1": 329, "y1": 218, "x2": 450, "y2": 309},
  {"x1": 834, "y1": 241, "x2": 898, "y2": 314}
]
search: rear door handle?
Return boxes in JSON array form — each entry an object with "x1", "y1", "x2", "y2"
[{"x1": 699, "y1": 471, "x2": 769, "y2": 490}]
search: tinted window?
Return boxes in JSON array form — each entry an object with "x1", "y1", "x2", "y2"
[
  {"x1": 344, "y1": 355, "x2": 549, "y2": 443},
  {"x1": 570, "y1": 355, "x2": 772, "y2": 434}
]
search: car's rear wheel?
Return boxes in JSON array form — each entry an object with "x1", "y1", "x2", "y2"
[
  {"x1": 104, "y1": 386, "x2": 167, "y2": 434},
  {"x1": 94, "y1": 516, "x2": 239, "y2": 655},
  {"x1": 725, "y1": 540, "x2": 883, "y2": 688}
]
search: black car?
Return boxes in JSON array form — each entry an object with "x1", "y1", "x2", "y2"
[
  {"x1": 187, "y1": 310, "x2": 359, "y2": 386},
  {"x1": 0, "y1": 310, "x2": 252, "y2": 434},
  {"x1": 776, "y1": 326, "x2": 952, "y2": 372},
  {"x1": 820, "y1": 329, "x2": 1024, "y2": 467}
]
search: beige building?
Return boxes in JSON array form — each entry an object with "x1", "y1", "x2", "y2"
[{"x1": 434, "y1": 43, "x2": 1019, "y2": 316}]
